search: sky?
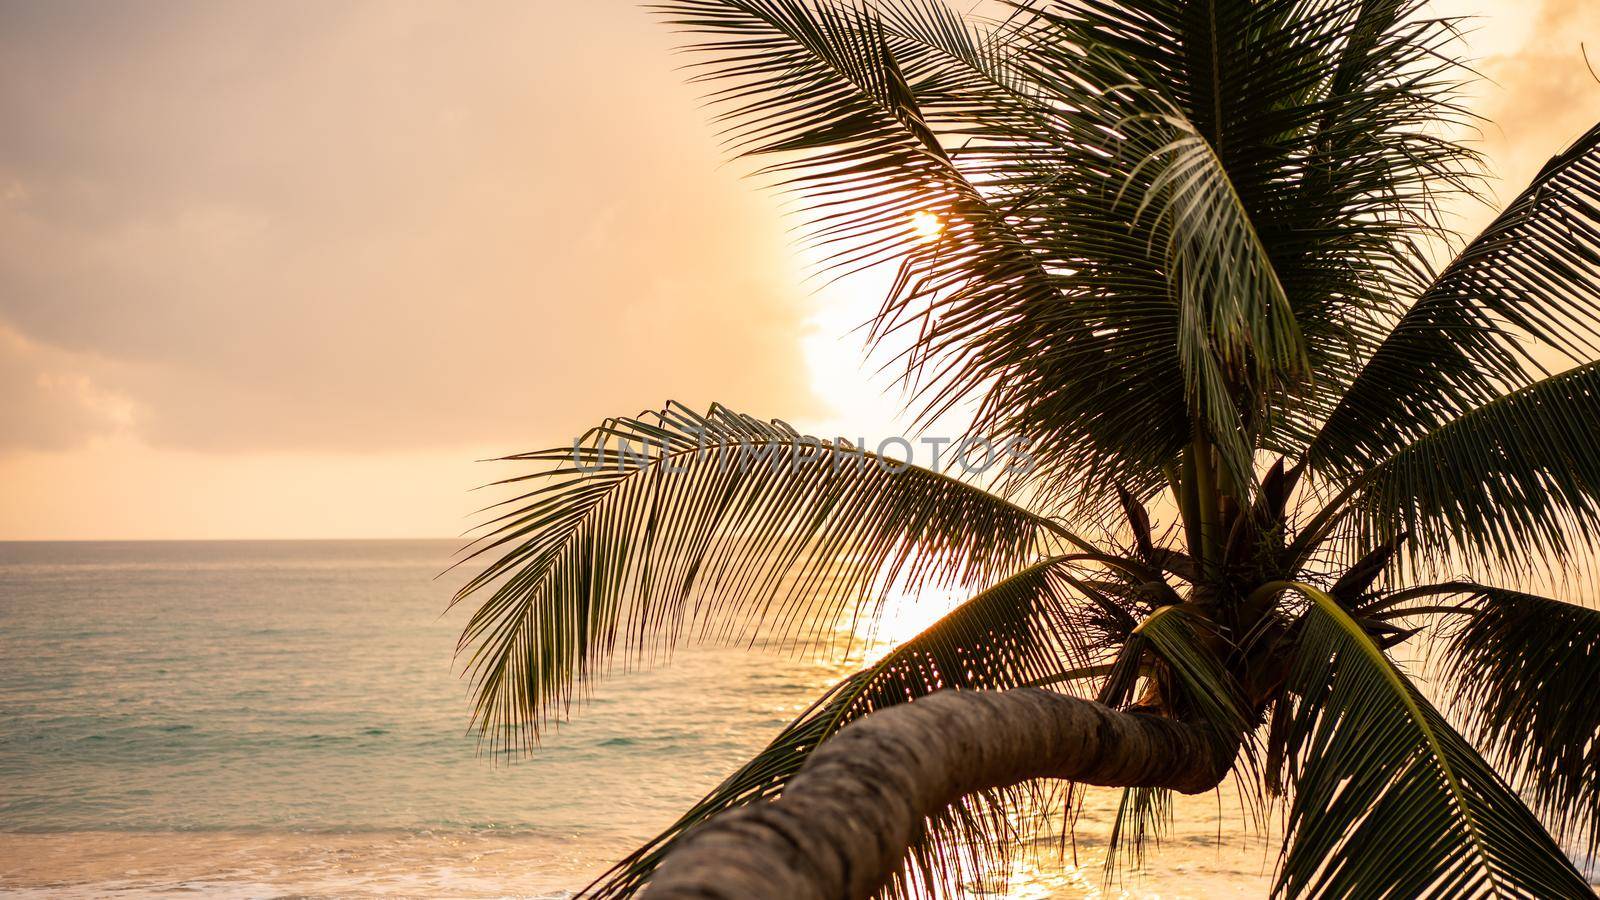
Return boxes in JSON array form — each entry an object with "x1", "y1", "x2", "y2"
[{"x1": 0, "y1": 0, "x2": 1596, "y2": 540}]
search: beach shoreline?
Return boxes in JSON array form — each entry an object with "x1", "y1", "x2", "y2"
[{"x1": 0, "y1": 830, "x2": 592, "y2": 899}]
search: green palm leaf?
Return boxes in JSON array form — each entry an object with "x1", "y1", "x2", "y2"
[
  {"x1": 1271, "y1": 583, "x2": 1589, "y2": 899},
  {"x1": 656, "y1": 1, "x2": 1480, "y2": 512},
  {"x1": 1129, "y1": 603, "x2": 1253, "y2": 743},
  {"x1": 656, "y1": 0, "x2": 1195, "y2": 507},
  {"x1": 1009, "y1": 0, "x2": 1475, "y2": 485},
  {"x1": 1434, "y1": 585, "x2": 1600, "y2": 856},
  {"x1": 896, "y1": 5, "x2": 1307, "y2": 498},
  {"x1": 656, "y1": 0, "x2": 1355, "y2": 506},
  {"x1": 1102, "y1": 603, "x2": 1255, "y2": 870},
  {"x1": 1310, "y1": 123, "x2": 1600, "y2": 476},
  {"x1": 1350, "y1": 360, "x2": 1600, "y2": 569},
  {"x1": 579, "y1": 555, "x2": 1113, "y2": 899},
  {"x1": 451, "y1": 402, "x2": 1074, "y2": 751},
  {"x1": 1015, "y1": 3, "x2": 1316, "y2": 491}
]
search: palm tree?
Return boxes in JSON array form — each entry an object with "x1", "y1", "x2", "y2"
[{"x1": 451, "y1": 1, "x2": 1600, "y2": 897}]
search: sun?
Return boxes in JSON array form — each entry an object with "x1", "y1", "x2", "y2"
[
  {"x1": 856, "y1": 583, "x2": 966, "y2": 663},
  {"x1": 910, "y1": 210, "x2": 943, "y2": 242}
]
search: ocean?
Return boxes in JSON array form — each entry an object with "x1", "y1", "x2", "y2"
[{"x1": 0, "y1": 538, "x2": 1470, "y2": 897}]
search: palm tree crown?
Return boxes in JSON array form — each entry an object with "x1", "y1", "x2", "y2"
[{"x1": 452, "y1": 1, "x2": 1600, "y2": 897}]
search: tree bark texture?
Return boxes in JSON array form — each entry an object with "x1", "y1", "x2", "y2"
[{"x1": 641, "y1": 687, "x2": 1232, "y2": 900}]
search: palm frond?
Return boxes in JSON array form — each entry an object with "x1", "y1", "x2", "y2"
[
  {"x1": 1435, "y1": 585, "x2": 1600, "y2": 856},
  {"x1": 1309, "y1": 122, "x2": 1600, "y2": 475},
  {"x1": 1256, "y1": 0, "x2": 1483, "y2": 453},
  {"x1": 1016, "y1": 0, "x2": 1477, "y2": 472},
  {"x1": 900, "y1": 8, "x2": 1308, "y2": 498},
  {"x1": 579, "y1": 555, "x2": 1109, "y2": 899},
  {"x1": 1101, "y1": 603, "x2": 1255, "y2": 874},
  {"x1": 1271, "y1": 583, "x2": 1588, "y2": 899},
  {"x1": 657, "y1": 0, "x2": 1201, "y2": 509},
  {"x1": 887, "y1": 0, "x2": 1473, "y2": 502},
  {"x1": 1348, "y1": 360, "x2": 1600, "y2": 571},
  {"x1": 654, "y1": 0, "x2": 962, "y2": 273},
  {"x1": 1106, "y1": 783, "x2": 1173, "y2": 873},
  {"x1": 1134, "y1": 604, "x2": 1253, "y2": 742},
  {"x1": 451, "y1": 402, "x2": 1073, "y2": 750},
  {"x1": 657, "y1": 0, "x2": 1481, "y2": 512}
]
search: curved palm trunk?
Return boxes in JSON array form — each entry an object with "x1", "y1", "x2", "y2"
[{"x1": 641, "y1": 688, "x2": 1233, "y2": 900}]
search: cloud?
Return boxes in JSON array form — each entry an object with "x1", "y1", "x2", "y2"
[
  {"x1": 0, "y1": 323, "x2": 134, "y2": 451},
  {"x1": 1469, "y1": 0, "x2": 1600, "y2": 206},
  {"x1": 1, "y1": 0, "x2": 1593, "y2": 540},
  {"x1": 0, "y1": 0, "x2": 821, "y2": 455}
]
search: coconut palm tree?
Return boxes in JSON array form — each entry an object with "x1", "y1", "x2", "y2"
[{"x1": 451, "y1": 1, "x2": 1600, "y2": 897}]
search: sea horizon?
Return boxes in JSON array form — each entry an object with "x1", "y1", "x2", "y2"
[{"x1": 0, "y1": 537, "x2": 466, "y2": 545}]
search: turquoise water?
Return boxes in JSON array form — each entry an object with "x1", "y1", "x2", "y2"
[
  {"x1": 0, "y1": 539, "x2": 888, "y2": 896},
  {"x1": 0, "y1": 539, "x2": 836, "y2": 837},
  {"x1": 0, "y1": 539, "x2": 1362, "y2": 897}
]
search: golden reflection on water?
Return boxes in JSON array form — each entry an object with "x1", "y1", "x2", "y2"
[{"x1": 898, "y1": 849, "x2": 1214, "y2": 900}]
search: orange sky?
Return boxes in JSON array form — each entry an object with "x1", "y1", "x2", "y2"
[{"x1": 0, "y1": 0, "x2": 1596, "y2": 540}]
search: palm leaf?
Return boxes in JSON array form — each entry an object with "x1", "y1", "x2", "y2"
[
  {"x1": 654, "y1": 0, "x2": 960, "y2": 274},
  {"x1": 1436, "y1": 585, "x2": 1600, "y2": 857},
  {"x1": 656, "y1": 0, "x2": 1327, "y2": 507},
  {"x1": 1102, "y1": 603, "x2": 1255, "y2": 872},
  {"x1": 1271, "y1": 583, "x2": 1589, "y2": 899},
  {"x1": 1260, "y1": 0, "x2": 1483, "y2": 452},
  {"x1": 579, "y1": 555, "x2": 1110, "y2": 899},
  {"x1": 1106, "y1": 783, "x2": 1174, "y2": 872},
  {"x1": 906, "y1": 8, "x2": 1308, "y2": 498},
  {"x1": 1309, "y1": 122, "x2": 1600, "y2": 476},
  {"x1": 1133, "y1": 603, "x2": 1253, "y2": 744},
  {"x1": 1010, "y1": 0, "x2": 1475, "y2": 483},
  {"x1": 656, "y1": 0, "x2": 1199, "y2": 508},
  {"x1": 1348, "y1": 360, "x2": 1600, "y2": 570},
  {"x1": 451, "y1": 402, "x2": 1076, "y2": 750}
]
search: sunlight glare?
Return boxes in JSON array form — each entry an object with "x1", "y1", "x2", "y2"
[
  {"x1": 858, "y1": 583, "x2": 966, "y2": 663},
  {"x1": 911, "y1": 210, "x2": 944, "y2": 242}
]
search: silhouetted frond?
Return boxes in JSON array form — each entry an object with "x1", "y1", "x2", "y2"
[
  {"x1": 656, "y1": 0, "x2": 1481, "y2": 510},
  {"x1": 1104, "y1": 604, "x2": 1254, "y2": 871},
  {"x1": 1436, "y1": 585, "x2": 1600, "y2": 856},
  {"x1": 452, "y1": 402, "x2": 1071, "y2": 750},
  {"x1": 1311, "y1": 123, "x2": 1600, "y2": 474},
  {"x1": 1351, "y1": 360, "x2": 1600, "y2": 571},
  {"x1": 1273, "y1": 584, "x2": 1588, "y2": 899},
  {"x1": 1135, "y1": 604, "x2": 1252, "y2": 744}
]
